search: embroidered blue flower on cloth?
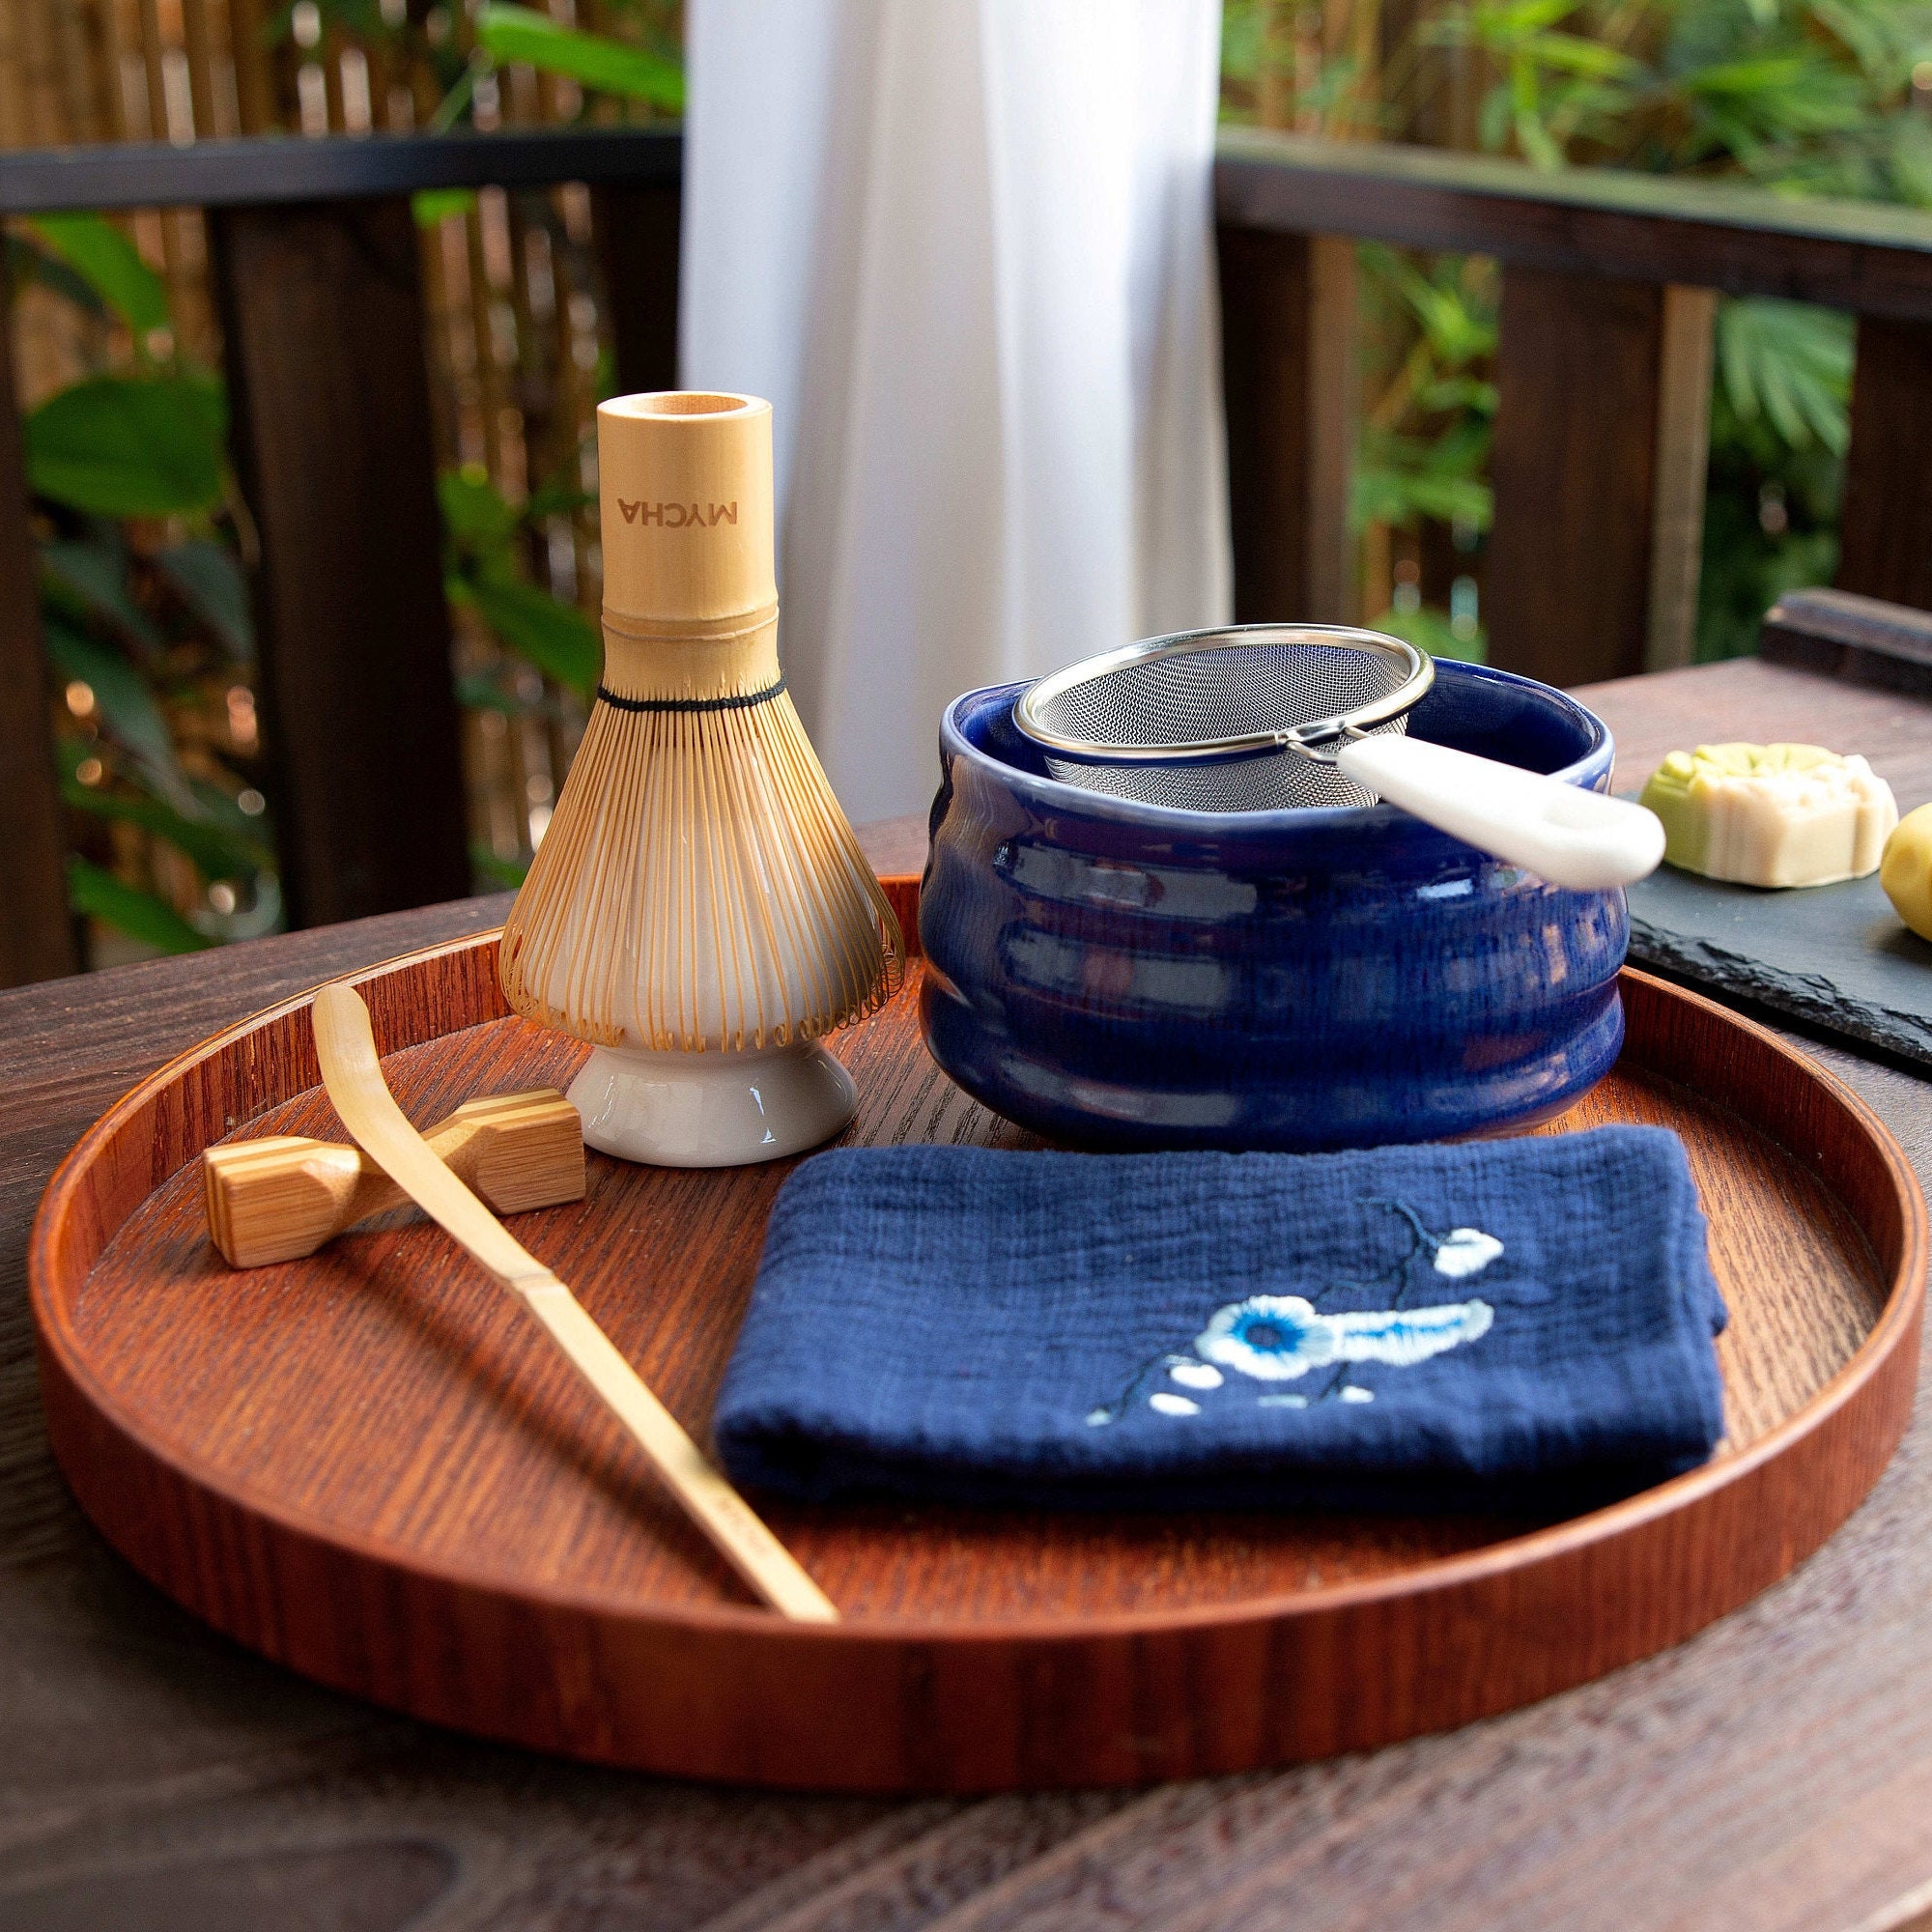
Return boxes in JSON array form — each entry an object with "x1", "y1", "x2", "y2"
[
  {"x1": 1195, "y1": 1293, "x2": 1494, "y2": 1381},
  {"x1": 1086, "y1": 1197, "x2": 1507, "y2": 1424}
]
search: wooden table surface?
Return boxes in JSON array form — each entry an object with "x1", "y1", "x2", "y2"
[{"x1": 3, "y1": 656, "x2": 1931, "y2": 1932}]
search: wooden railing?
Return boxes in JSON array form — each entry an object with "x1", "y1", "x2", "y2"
[
  {"x1": 3, "y1": 127, "x2": 1931, "y2": 986},
  {"x1": 1214, "y1": 132, "x2": 1932, "y2": 681}
]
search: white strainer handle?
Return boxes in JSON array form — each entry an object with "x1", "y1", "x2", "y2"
[{"x1": 1336, "y1": 735, "x2": 1664, "y2": 892}]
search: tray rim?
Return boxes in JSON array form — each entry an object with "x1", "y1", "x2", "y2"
[{"x1": 27, "y1": 900, "x2": 1928, "y2": 1645}]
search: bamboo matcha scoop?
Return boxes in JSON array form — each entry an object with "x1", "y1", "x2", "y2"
[{"x1": 309, "y1": 980, "x2": 838, "y2": 1623}]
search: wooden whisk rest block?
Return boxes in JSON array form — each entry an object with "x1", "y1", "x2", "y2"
[{"x1": 204, "y1": 1089, "x2": 583, "y2": 1268}]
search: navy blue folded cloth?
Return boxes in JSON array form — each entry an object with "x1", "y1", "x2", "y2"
[{"x1": 713, "y1": 1126, "x2": 1727, "y2": 1514}]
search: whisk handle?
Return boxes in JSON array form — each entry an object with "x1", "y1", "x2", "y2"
[{"x1": 1337, "y1": 735, "x2": 1664, "y2": 892}]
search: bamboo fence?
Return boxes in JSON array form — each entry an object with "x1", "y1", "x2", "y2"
[{"x1": 2, "y1": 0, "x2": 677, "y2": 942}]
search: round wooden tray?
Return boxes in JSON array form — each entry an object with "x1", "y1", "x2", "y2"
[{"x1": 28, "y1": 879, "x2": 1926, "y2": 1792}]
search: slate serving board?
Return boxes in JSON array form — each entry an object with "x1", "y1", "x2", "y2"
[{"x1": 1625, "y1": 855, "x2": 1932, "y2": 1067}]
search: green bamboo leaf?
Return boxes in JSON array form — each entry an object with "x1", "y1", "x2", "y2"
[
  {"x1": 25, "y1": 213, "x2": 169, "y2": 335},
  {"x1": 412, "y1": 186, "x2": 479, "y2": 227},
  {"x1": 60, "y1": 754, "x2": 270, "y2": 881},
  {"x1": 41, "y1": 539, "x2": 166, "y2": 658},
  {"x1": 1516, "y1": 31, "x2": 1641, "y2": 75},
  {"x1": 1352, "y1": 449, "x2": 1494, "y2": 532},
  {"x1": 1478, "y1": 86, "x2": 1515, "y2": 150},
  {"x1": 1756, "y1": 350, "x2": 1806, "y2": 447},
  {"x1": 1404, "y1": 274, "x2": 1496, "y2": 363},
  {"x1": 457, "y1": 574, "x2": 601, "y2": 696},
  {"x1": 9, "y1": 230, "x2": 111, "y2": 317},
  {"x1": 67, "y1": 856, "x2": 212, "y2": 954},
  {"x1": 189, "y1": 774, "x2": 274, "y2": 844},
  {"x1": 470, "y1": 841, "x2": 531, "y2": 890},
  {"x1": 42, "y1": 618, "x2": 197, "y2": 812},
  {"x1": 155, "y1": 540, "x2": 253, "y2": 659},
  {"x1": 427, "y1": 68, "x2": 476, "y2": 135},
  {"x1": 1889, "y1": 115, "x2": 1932, "y2": 211},
  {"x1": 1680, "y1": 54, "x2": 1813, "y2": 95},
  {"x1": 1485, "y1": 0, "x2": 1580, "y2": 37},
  {"x1": 1516, "y1": 106, "x2": 1564, "y2": 168},
  {"x1": 1419, "y1": 375, "x2": 1500, "y2": 415},
  {"x1": 522, "y1": 466, "x2": 595, "y2": 523},
  {"x1": 1424, "y1": 414, "x2": 1496, "y2": 476},
  {"x1": 1808, "y1": 0, "x2": 1889, "y2": 75},
  {"x1": 1371, "y1": 602, "x2": 1487, "y2": 665},
  {"x1": 25, "y1": 375, "x2": 226, "y2": 518},
  {"x1": 456, "y1": 669, "x2": 527, "y2": 713},
  {"x1": 1715, "y1": 298, "x2": 1852, "y2": 454},
  {"x1": 473, "y1": 5, "x2": 684, "y2": 109},
  {"x1": 439, "y1": 467, "x2": 519, "y2": 554}
]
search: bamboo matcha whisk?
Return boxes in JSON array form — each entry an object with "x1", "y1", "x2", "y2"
[{"x1": 499, "y1": 392, "x2": 901, "y2": 1166}]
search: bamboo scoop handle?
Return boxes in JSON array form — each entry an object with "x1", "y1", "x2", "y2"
[
  {"x1": 309, "y1": 982, "x2": 838, "y2": 1624},
  {"x1": 204, "y1": 1089, "x2": 584, "y2": 1268}
]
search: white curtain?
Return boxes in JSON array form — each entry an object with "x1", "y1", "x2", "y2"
[{"x1": 679, "y1": 0, "x2": 1231, "y2": 824}]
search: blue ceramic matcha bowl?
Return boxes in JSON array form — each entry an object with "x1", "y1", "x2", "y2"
[{"x1": 919, "y1": 660, "x2": 1627, "y2": 1152}]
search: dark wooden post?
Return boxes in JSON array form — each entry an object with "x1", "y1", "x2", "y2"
[
  {"x1": 0, "y1": 287, "x2": 80, "y2": 986},
  {"x1": 1643, "y1": 286, "x2": 1717, "y2": 671},
  {"x1": 1837, "y1": 317, "x2": 1932, "y2": 614},
  {"x1": 210, "y1": 196, "x2": 470, "y2": 928},
  {"x1": 1216, "y1": 225, "x2": 1356, "y2": 625},
  {"x1": 592, "y1": 180, "x2": 681, "y2": 395},
  {"x1": 1484, "y1": 267, "x2": 1668, "y2": 688}
]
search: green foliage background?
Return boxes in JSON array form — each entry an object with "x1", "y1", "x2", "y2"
[
  {"x1": 1227, "y1": 0, "x2": 1932, "y2": 662},
  {"x1": 17, "y1": 0, "x2": 1932, "y2": 956},
  {"x1": 12, "y1": 213, "x2": 271, "y2": 956}
]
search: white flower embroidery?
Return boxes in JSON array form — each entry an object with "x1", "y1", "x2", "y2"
[
  {"x1": 1195, "y1": 1293, "x2": 1493, "y2": 1381},
  {"x1": 1340, "y1": 1385, "x2": 1376, "y2": 1403},
  {"x1": 1433, "y1": 1228, "x2": 1504, "y2": 1278},
  {"x1": 1168, "y1": 1361, "x2": 1223, "y2": 1390},
  {"x1": 1149, "y1": 1392, "x2": 1200, "y2": 1416}
]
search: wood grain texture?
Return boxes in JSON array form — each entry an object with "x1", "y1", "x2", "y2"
[
  {"x1": 1486, "y1": 266, "x2": 1663, "y2": 687},
  {"x1": 0, "y1": 127, "x2": 687, "y2": 215},
  {"x1": 1838, "y1": 317, "x2": 1932, "y2": 616},
  {"x1": 1216, "y1": 226, "x2": 1356, "y2": 624},
  {"x1": 7, "y1": 749, "x2": 1932, "y2": 1925},
  {"x1": 10, "y1": 126, "x2": 1932, "y2": 327},
  {"x1": 23, "y1": 894, "x2": 1923, "y2": 1789},
  {"x1": 1761, "y1": 587, "x2": 1932, "y2": 699},
  {"x1": 1579, "y1": 655, "x2": 1932, "y2": 817},
  {"x1": 210, "y1": 195, "x2": 471, "y2": 928},
  {"x1": 0, "y1": 274, "x2": 79, "y2": 988},
  {"x1": 1215, "y1": 128, "x2": 1932, "y2": 321},
  {"x1": 204, "y1": 1087, "x2": 583, "y2": 1267},
  {"x1": 593, "y1": 178, "x2": 681, "y2": 397},
  {"x1": 1644, "y1": 286, "x2": 1718, "y2": 673}
]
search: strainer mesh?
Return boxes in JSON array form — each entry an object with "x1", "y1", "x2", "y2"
[{"x1": 1031, "y1": 638, "x2": 1415, "y2": 811}]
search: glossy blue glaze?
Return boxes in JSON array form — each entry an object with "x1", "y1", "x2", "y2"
[{"x1": 919, "y1": 660, "x2": 1629, "y2": 1151}]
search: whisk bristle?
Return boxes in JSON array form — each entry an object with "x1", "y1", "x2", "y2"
[{"x1": 501, "y1": 628, "x2": 900, "y2": 1053}]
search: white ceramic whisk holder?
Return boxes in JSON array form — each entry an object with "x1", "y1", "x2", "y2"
[{"x1": 568, "y1": 1042, "x2": 858, "y2": 1168}]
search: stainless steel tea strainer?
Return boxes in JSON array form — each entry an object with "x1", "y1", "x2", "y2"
[{"x1": 1014, "y1": 624, "x2": 1663, "y2": 892}]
